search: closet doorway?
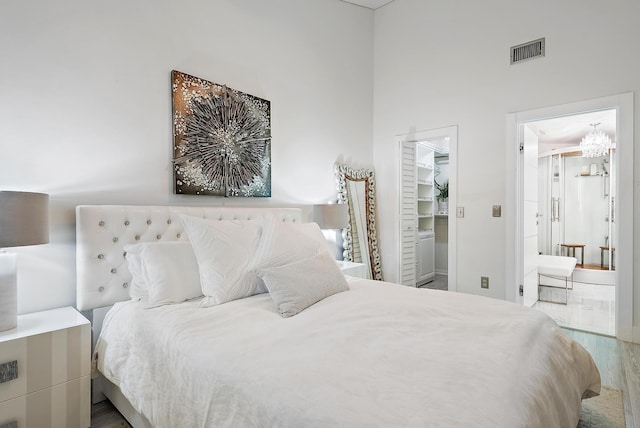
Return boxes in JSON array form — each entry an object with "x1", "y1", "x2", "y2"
[
  {"x1": 397, "y1": 126, "x2": 457, "y2": 292},
  {"x1": 506, "y1": 92, "x2": 634, "y2": 341}
]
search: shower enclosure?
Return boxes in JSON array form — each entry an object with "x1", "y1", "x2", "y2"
[{"x1": 538, "y1": 150, "x2": 616, "y2": 270}]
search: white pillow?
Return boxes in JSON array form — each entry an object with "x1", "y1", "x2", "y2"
[
  {"x1": 180, "y1": 215, "x2": 263, "y2": 307},
  {"x1": 124, "y1": 244, "x2": 148, "y2": 300},
  {"x1": 124, "y1": 242, "x2": 202, "y2": 307},
  {"x1": 250, "y1": 219, "x2": 333, "y2": 281},
  {"x1": 257, "y1": 251, "x2": 350, "y2": 318}
]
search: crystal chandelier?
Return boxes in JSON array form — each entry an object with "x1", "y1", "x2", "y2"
[{"x1": 580, "y1": 123, "x2": 611, "y2": 158}]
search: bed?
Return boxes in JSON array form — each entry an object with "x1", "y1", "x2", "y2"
[{"x1": 77, "y1": 205, "x2": 601, "y2": 428}]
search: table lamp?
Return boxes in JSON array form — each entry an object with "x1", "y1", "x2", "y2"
[
  {"x1": 313, "y1": 203, "x2": 349, "y2": 230},
  {"x1": 313, "y1": 203, "x2": 348, "y2": 260},
  {"x1": 0, "y1": 191, "x2": 49, "y2": 332}
]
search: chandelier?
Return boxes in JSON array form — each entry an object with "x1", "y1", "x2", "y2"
[{"x1": 580, "y1": 123, "x2": 611, "y2": 158}]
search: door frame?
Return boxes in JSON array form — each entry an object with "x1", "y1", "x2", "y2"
[
  {"x1": 505, "y1": 92, "x2": 634, "y2": 342},
  {"x1": 521, "y1": 125, "x2": 540, "y2": 307},
  {"x1": 396, "y1": 125, "x2": 458, "y2": 292}
]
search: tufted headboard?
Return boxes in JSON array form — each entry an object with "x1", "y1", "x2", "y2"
[{"x1": 76, "y1": 205, "x2": 302, "y2": 311}]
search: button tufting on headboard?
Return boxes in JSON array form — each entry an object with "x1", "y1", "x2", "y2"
[{"x1": 75, "y1": 205, "x2": 303, "y2": 311}]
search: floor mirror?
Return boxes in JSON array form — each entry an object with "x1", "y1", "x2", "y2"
[{"x1": 334, "y1": 163, "x2": 383, "y2": 281}]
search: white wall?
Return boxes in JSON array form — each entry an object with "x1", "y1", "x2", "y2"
[
  {"x1": 0, "y1": 0, "x2": 374, "y2": 314},
  {"x1": 373, "y1": 1, "x2": 640, "y2": 331}
]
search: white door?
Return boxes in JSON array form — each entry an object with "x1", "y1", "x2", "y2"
[
  {"x1": 522, "y1": 125, "x2": 539, "y2": 307},
  {"x1": 399, "y1": 141, "x2": 417, "y2": 286}
]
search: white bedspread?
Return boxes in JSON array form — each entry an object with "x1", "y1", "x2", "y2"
[{"x1": 95, "y1": 278, "x2": 600, "y2": 428}]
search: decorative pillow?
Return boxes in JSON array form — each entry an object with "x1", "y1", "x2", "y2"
[
  {"x1": 124, "y1": 244, "x2": 148, "y2": 300},
  {"x1": 124, "y1": 242, "x2": 202, "y2": 308},
  {"x1": 180, "y1": 215, "x2": 263, "y2": 307},
  {"x1": 257, "y1": 251, "x2": 350, "y2": 318},
  {"x1": 250, "y1": 218, "x2": 333, "y2": 283}
]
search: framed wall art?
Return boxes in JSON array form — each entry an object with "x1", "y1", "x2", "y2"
[{"x1": 171, "y1": 70, "x2": 271, "y2": 197}]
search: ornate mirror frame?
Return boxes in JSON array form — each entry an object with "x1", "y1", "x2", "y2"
[{"x1": 334, "y1": 163, "x2": 383, "y2": 281}]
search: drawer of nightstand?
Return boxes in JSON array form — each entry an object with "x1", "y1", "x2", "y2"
[
  {"x1": 0, "y1": 324, "x2": 91, "y2": 403},
  {"x1": 0, "y1": 338, "x2": 26, "y2": 403},
  {"x1": 0, "y1": 375, "x2": 90, "y2": 428}
]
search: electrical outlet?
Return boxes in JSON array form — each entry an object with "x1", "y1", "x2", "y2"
[
  {"x1": 481, "y1": 276, "x2": 489, "y2": 289},
  {"x1": 457, "y1": 207, "x2": 464, "y2": 218}
]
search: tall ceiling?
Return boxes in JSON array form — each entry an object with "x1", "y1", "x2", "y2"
[{"x1": 338, "y1": 0, "x2": 616, "y2": 153}]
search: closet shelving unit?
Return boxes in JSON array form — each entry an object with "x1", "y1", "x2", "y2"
[
  {"x1": 416, "y1": 153, "x2": 435, "y2": 233},
  {"x1": 416, "y1": 144, "x2": 435, "y2": 285}
]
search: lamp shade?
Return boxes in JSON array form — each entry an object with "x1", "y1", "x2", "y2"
[
  {"x1": 0, "y1": 191, "x2": 49, "y2": 248},
  {"x1": 313, "y1": 203, "x2": 349, "y2": 229}
]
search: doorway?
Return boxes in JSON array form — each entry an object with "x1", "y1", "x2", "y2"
[
  {"x1": 527, "y1": 110, "x2": 616, "y2": 336},
  {"x1": 397, "y1": 125, "x2": 457, "y2": 292},
  {"x1": 505, "y1": 92, "x2": 634, "y2": 342}
]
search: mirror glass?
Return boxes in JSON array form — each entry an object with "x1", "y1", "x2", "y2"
[{"x1": 334, "y1": 163, "x2": 383, "y2": 280}]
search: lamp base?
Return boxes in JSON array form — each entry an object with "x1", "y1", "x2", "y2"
[{"x1": 0, "y1": 250, "x2": 17, "y2": 332}]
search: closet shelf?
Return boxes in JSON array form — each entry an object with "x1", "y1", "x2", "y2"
[
  {"x1": 417, "y1": 180, "x2": 433, "y2": 186},
  {"x1": 574, "y1": 172, "x2": 606, "y2": 177},
  {"x1": 417, "y1": 162, "x2": 434, "y2": 170}
]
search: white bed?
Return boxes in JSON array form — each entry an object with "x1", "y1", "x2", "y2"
[{"x1": 77, "y1": 205, "x2": 601, "y2": 428}]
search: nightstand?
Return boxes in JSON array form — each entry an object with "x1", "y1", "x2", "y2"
[
  {"x1": 0, "y1": 307, "x2": 91, "y2": 428},
  {"x1": 336, "y1": 260, "x2": 368, "y2": 279}
]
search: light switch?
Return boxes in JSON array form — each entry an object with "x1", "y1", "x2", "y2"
[
  {"x1": 457, "y1": 207, "x2": 464, "y2": 218},
  {"x1": 492, "y1": 205, "x2": 501, "y2": 217}
]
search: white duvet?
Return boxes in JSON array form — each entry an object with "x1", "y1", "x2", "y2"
[{"x1": 95, "y1": 277, "x2": 601, "y2": 428}]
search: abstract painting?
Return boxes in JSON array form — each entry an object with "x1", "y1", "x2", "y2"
[{"x1": 171, "y1": 70, "x2": 271, "y2": 197}]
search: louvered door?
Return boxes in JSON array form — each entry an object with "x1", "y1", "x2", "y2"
[{"x1": 400, "y1": 141, "x2": 417, "y2": 285}]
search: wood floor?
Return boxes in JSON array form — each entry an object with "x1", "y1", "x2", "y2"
[
  {"x1": 91, "y1": 399, "x2": 131, "y2": 428},
  {"x1": 564, "y1": 329, "x2": 640, "y2": 428}
]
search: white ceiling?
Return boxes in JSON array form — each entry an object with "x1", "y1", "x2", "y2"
[
  {"x1": 527, "y1": 109, "x2": 616, "y2": 150},
  {"x1": 341, "y1": 0, "x2": 394, "y2": 10}
]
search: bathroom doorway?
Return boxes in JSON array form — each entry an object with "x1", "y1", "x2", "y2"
[
  {"x1": 529, "y1": 110, "x2": 616, "y2": 336},
  {"x1": 505, "y1": 92, "x2": 634, "y2": 342}
]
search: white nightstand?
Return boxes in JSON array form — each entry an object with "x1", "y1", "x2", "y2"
[
  {"x1": 336, "y1": 260, "x2": 368, "y2": 279},
  {"x1": 0, "y1": 307, "x2": 91, "y2": 428}
]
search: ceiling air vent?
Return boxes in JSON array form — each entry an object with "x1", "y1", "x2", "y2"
[{"x1": 510, "y1": 38, "x2": 545, "y2": 65}]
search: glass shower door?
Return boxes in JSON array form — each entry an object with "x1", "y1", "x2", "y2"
[{"x1": 563, "y1": 155, "x2": 612, "y2": 268}]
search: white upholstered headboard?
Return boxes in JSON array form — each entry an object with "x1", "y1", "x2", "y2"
[{"x1": 75, "y1": 205, "x2": 302, "y2": 311}]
